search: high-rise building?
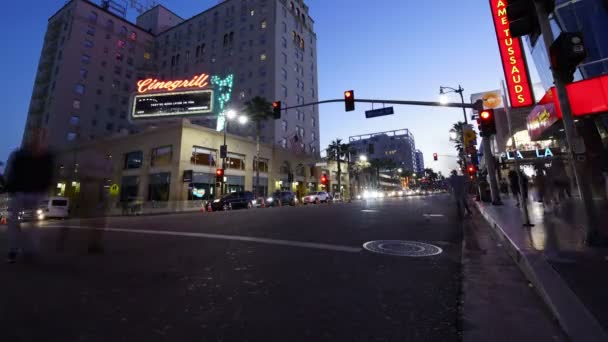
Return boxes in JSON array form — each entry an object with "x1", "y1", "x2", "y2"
[
  {"x1": 348, "y1": 129, "x2": 417, "y2": 172},
  {"x1": 414, "y1": 149, "x2": 424, "y2": 173},
  {"x1": 23, "y1": 0, "x2": 320, "y2": 156}
]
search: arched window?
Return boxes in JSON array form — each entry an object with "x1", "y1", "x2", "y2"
[{"x1": 120, "y1": 26, "x2": 127, "y2": 36}]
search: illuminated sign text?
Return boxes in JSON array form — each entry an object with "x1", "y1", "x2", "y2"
[
  {"x1": 489, "y1": 0, "x2": 534, "y2": 108},
  {"x1": 137, "y1": 73, "x2": 210, "y2": 94}
]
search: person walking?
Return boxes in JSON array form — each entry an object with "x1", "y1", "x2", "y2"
[
  {"x1": 448, "y1": 170, "x2": 471, "y2": 218},
  {"x1": 4, "y1": 134, "x2": 54, "y2": 263},
  {"x1": 508, "y1": 169, "x2": 521, "y2": 207}
]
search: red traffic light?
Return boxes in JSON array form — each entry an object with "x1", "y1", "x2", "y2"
[
  {"x1": 467, "y1": 165, "x2": 477, "y2": 175},
  {"x1": 344, "y1": 90, "x2": 355, "y2": 112},
  {"x1": 433, "y1": 153, "x2": 438, "y2": 161},
  {"x1": 216, "y1": 168, "x2": 224, "y2": 176},
  {"x1": 272, "y1": 101, "x2": 281, "y2": 119},
  {"x1": 480, "y1": 110, "x2": 492, "y2": 120},
  {"x1": 272, "y1": 101, "x2": 280, "y2": 108},
  {"x1": 344, "y1": 91, "x2": 352, "y2": 98},
  {"x1": 321, "y1": 175, "x2": 328, "y2": 184}
]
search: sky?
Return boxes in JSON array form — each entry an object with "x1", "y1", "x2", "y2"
[{"x1": 0, "y1": 0, "x2": 541, "y2": 175}]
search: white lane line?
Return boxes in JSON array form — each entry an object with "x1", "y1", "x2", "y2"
[
  {"x1": 423, "y1": 214, "x2": 445, "y2": 217},
  {"x1": 45, "y1": 225, "x2": 362, "y2": 253},
  {"x1": 361, "y1": 209, "x2": 379, "y2": 213}
]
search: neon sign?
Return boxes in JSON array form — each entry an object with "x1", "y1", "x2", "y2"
[
  {"x1": 137, "y1": 73, "x2": 210, "y2": 94},
  {"x1": 489, "y1": 0, "x2": 534, "y2": 108}
]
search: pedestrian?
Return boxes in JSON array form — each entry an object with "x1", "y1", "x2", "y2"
[
  {"x1": 4, "y1": 132, "x2": 54, "y2": 263},
  {"x1": 508, "y1": 169, "x2": 521, "y2": 207},
  {"x1": 534, "y1": 165, "x2": 547, "y2": 205},
  {"x1": 550, "y1": 158, "x2": 570, "y2": 204},
  {"x1": 448, "y1": 170, "x2": 471, "y2": 218}
]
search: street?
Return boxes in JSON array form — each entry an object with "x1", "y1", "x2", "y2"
[{"x1": 1, "y1": 195, "x2": 464, "y2": 341}]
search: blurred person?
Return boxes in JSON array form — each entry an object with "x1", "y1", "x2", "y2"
[
  {"x1": 508, "y1": 169, "x2": 521, "y2": 207},
  {"x1": 549, "y1": 158, "x2": 571, "y2": 204},
  {"x1": 448, "y1": 170, "x2": 471, "y2": 218},
  {"x1": 4, "y1": 133, "x2": 54, "y2": 263}
]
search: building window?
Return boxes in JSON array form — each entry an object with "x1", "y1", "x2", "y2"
[
  {"x1": 148, "y1": 173, "x2": 171, "y2": 202},
  {"x1": 69, "y1": 116, "x2": 79, "y2": 126},
  {"x1": 86, "y1": 26, "x2": 95, "y2": 36},
  {"x1": 282, "y1": 85, "x2": 288, "y2": 98},
  {"x1": 260, "y1": 53, "x2": 267, "y2": 61},
  {"x1": 129, "y1": 31, "x2": 137, "y2": 41},
  {"x1": 81, "y1": 54, "x2": 91, "y2": 64},
  {"x1": 79, "y1": 68, "x2": 88, "y2": 79},
  {"x1": 74, "y1": 83, "x2": 85, "y2": 95},
  {"x1": 282, "y1": 120, "x2": 288, "y2": 132},
  {"x1": 106, "y1": 19, "x2": 114, "y2": 30},
  {"x1": 151, "y1": 146, "x2": 172, "y2": 167},
  {"x1": 311, "y1": 132, "x2": 316, "y2": 141},
  {"x1": 254, "y1": 159, "x2": 269, "y2": 173},
  {"x1": 226, "y1": 153, "x2": 246, "y2": 170},
  {"x1": 250, "y1": 9, "x2": 255, "y2": 16},
  {"x1": 116, "y1": 53, "x2": 123, "y2": 61},
  {"x1": 67, "y1": 132, "x2": 77, "y2": 141},
  {"x1": 191, "y1": 146, "x2": 217, "y2": 166},
  {"x1": 114, "y1": 66, "x2": 122, "y2": 75},
  {"x1": 281, "y1": 37, "x2": 287, "y2": 48},
  {"x1": 88, "y1": 11, "x2": 97, "y2": 23},
  {"x1": 281, "y1": 68, "x2": 287, "y2": 81},
  {"x1": 120, "y1": 26, "x2": 127, "y2": 36},
  {"x1": 72, "y1": 99, "x2": 80, "y2": 109},
  {"x1": 311, "y1": 117, "x2": 316, "y2": 127},
  {"x1": 117, "y1": 39, "x2": 126, "y2": 49},
  {"x1": 105, "y1": 123, "x2": 113, "y2": 131},
  {"x1": 282, "y1": 53, "x2": 287, "y2": 65},
  {"x1": 260, "y1": 20, "x2": 267, "y2": 29},
  {"x1": 280, "y1": 138, "x2": 287, "y2": 148},
  {"x1": 124, "y1": 151, "x2": 143, "y2": 169}
]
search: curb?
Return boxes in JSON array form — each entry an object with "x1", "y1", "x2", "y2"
[{"x1": 475, "y1": 201, "x2": 608, "y2": 342}]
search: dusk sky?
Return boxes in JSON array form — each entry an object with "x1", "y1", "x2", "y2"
[{"x1": 0, "y1": 0, "x2": 540, "y2": 174}]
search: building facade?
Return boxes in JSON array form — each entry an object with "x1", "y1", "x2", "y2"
[
  {"x1": 414, "y1": 149, "x2": 424, "y2": 173},
  {"x1": 53, "y1": 119, "x2": 346, "y2": 215},
  {"x1": 348, "y1": 129, "x2": 417, "y2": 172},
  {"x1": 23, "y1": 0, "x2": 320, "y2": 157}
]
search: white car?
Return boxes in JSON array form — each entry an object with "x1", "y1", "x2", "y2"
[{"x1": 303, "y1": 191, "x2": 331, "y2": 204}]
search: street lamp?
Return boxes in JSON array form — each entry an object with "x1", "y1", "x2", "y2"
[
  {"x1": 439, "y1": 85, "x2": 468, "y2": 125},
  {"x1": 397, "y1": 168, "x2": 403, "y2": 173},
  {"x1": 359, "y1": 155, "x2": 368, "y2": 162},
  {"x1": 222, "y1": 109, "x2": 249, "y2": 179},
  {"x1": 449, "y1": 131, "x2": 458, "y2": 140},
  {"x1": 439, "y1": 94, "x2": 449, "y2": 105}
]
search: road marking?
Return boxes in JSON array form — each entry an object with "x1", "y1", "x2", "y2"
[
  {"x1": 423, "y1": 214, "x2": 445, "y2": 217},
  {"x1": 361, "y1": 209, "x2": 379, "y2": 213},
  {"x1": 45, "y1": 225, "x2": 363, "y2": 253}
]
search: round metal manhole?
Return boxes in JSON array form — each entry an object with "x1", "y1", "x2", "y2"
[{"x1": 363, "y1": 240, "x2": 443, "y2": 257}]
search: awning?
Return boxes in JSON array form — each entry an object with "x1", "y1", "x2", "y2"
[{"x1": 527, "y1": 74, "x2": 608, "y2": 140}]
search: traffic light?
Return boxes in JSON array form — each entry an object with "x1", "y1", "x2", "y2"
[
  {"x1": 344, "y1": 90, "x2": 355, "y2": 112},
  {"x1": 479, "y1": 109, "x2": 497, "y2": 137},
  {"x1": 320, "y1": 174, "x2": 328, "y2": 185},
  {"x1": 506, "y1": 0, "x2": 554, "y2": 38},
  {"x1": 272, "y1": 101, "x2": 281, "y2": 119},
  {"x1": 467, "y1": 165, "x2": 477, "y2": 176},
  {"x1": 216, "y1": 168, "x2": 224, "y2": 183},
  {"x1": 550, "y1": 32, "x2": 587, "y2": 83},
  {"x1": 433, "y1": 153, "x2": 438, "y2": 161},
  {"x1": 220, "y1": 145, "x2": 227, "y2": 159}
]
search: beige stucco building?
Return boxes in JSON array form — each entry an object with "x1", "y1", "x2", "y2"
[{"x1": 53, "y1": 119, "x2": 347, "y2": 215}]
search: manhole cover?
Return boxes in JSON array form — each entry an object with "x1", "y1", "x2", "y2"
[{"x1": 363, "y1": 240, "x2": 443, "y2": 257}]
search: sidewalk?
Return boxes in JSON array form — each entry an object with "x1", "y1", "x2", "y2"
[{"x1": 475, "y1": 196, "x2": 608, "y2": 342}]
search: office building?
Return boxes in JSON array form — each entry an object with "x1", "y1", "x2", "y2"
[
  {"x1": 23, "y1": 0, "x2": 320, "y2": 157},
  {"x1": 414, "y1": 149, "x2": 424, "y2": 173},
  {"x1": 348, "y1": 129, "x2": 417, "y2": 172}
]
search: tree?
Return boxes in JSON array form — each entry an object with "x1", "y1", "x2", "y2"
[
  {"x1": 245, "y1": 96, "x2": 274, "y2": 198},
  {"x1": 450, "y1": 121, "x2": 466, "y2": 171},
  {"x1": 369, "y1": 158, "x2": 384, "y2": 188},
  {"x1": 327, "y1": 139, "x2": 350, "y2": 195},
  {"x1": 424, "y1": 168, "x2": 438, "y2": 183}
]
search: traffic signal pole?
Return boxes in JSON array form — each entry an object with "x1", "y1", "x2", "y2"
[
  {"x1": 279, "y1": 98, "x2": 481, "y2": 111},
  {"x1": 534, "y1": 1, "x2": 599, "y2": 244}
]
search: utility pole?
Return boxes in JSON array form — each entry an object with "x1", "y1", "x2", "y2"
[{"x1": 534, "y1": 1, "x2": 599, "y2": 244}]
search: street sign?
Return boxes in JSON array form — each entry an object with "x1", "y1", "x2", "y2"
[
  {"x1": 365, "y1": 107, "x2": 394, "y2": 119},
  {"x1": 109, "y1": 184, "x2": 120, "y2": 196}
]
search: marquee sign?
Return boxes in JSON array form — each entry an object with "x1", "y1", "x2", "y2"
[
  {"x1": 130, "y1": 73, "x2": 234, "y2": 122},
  {"x1": 489, "y1": 0, "x2": 534, "y2": 108}
]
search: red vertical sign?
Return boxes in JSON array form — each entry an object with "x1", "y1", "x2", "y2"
[{"x1": 489, "y1": 0, "x2": 534, "y2": 108}]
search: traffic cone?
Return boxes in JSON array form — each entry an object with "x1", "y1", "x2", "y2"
[
  {"x1": 0, "y1": 216, "x2": 7, "y2": 225},
  {"x1": 207, "y1": 203, "x2": 213, "y2": 213}
]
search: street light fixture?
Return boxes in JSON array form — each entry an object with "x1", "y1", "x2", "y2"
[
  {"x1": 359, "y1": 155, "x2": 368, "y2": 162},
  {"x1": 397, "y1": 168, "x2": 403, "y2": 173},
  {"x1": 237, "y1": 115, "x2": 248, "y2": 125},
  {"x1": 449, "y1": 131, "x2": 458, "y2": 140},
  {"x1": 221, "y1": 110, "x2": 249, "y2": 195},
  {"x1": 439, "y1": 94, "x2": 449, "y2": 105}
]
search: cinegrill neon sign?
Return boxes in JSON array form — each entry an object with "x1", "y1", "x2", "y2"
[
  {"x1": 137, "y1": 73, "x2": 210, "y2": 93},
  {"x1": 489, "y1": 0, "x2": 534, "y2": 108}
]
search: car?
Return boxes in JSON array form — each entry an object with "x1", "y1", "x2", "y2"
[
  {"x1": 266, "y1": 191, "x2": 296, "y2": 207},
  {"x1": 210, "y1": 191, "x2": 255, "y2": 211},
  {"x1": 302, "y1": 191, "x2": 331, "y2": 204},
  {"x1": 41, "y1": 197, "x2": 70, "y2": 219}
]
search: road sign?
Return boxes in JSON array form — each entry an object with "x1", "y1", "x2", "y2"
[
  {"x1": 109, "y1": 184, "x2": 120, "y2": 196},
  {"x1": 463, "y1": 128, "x2": 476, "y2": 146},
  {"x1": 365, "y1": 107, "x2": 394, "y2": 119}
]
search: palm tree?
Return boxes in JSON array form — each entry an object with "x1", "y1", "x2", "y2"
[
  {"x1": 245, "y1": 96, "x2": 274, "y2": 198},
  {"x1": 327, "y1": 139, "x2": 350, "y2": 195},
  {"x1": 369, "y1": 158, "x2": 385, "y2": 188},
  {"x1": 450, "y1": 121, "x2": 466, "y2": 170}
]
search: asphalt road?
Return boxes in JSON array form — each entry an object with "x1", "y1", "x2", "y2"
[{"x1": 1, "y1": 194, "x2": 464, "y2": 342}]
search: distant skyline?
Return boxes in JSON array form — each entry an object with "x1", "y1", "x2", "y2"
[{"x1": 0, "y1": 0, "x2": 540, "y2": 175}]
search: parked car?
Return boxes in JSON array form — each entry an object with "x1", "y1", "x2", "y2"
[
  {"x1": 302, "y1": 191, "x2": 331, "y2": 204},
  {"x1": 210, "y1": 191, "x2": 255, "y2": 211},
  {"x1": 266, "y1": 191, "x2": 297, "y2": 207}
]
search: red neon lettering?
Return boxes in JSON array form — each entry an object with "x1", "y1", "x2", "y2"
[
  {"x1": 490, "y1": 0, "x2": 534, "y2": 108},
  {"x1": 137, "y1": 74, "x2": 210, "y2": 93}
]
